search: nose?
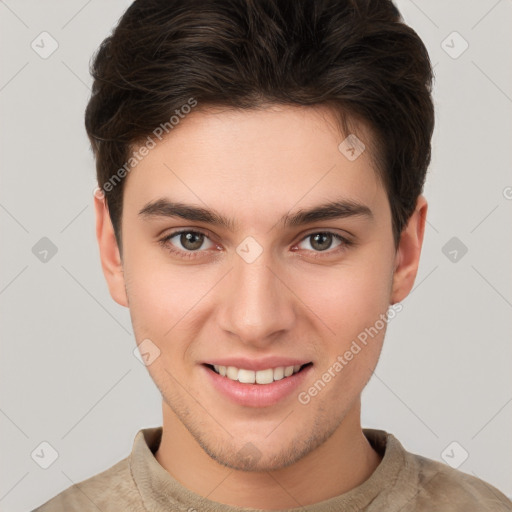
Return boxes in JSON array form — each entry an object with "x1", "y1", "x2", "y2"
[{"x1": 216, "y1": 251, "x2": 296, "y2": 348}]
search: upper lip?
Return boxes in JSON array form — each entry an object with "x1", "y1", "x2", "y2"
[{"x1": 203, "y1": 357, "x2": 312, "y2": 371}]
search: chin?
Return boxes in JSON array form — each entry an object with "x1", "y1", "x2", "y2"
[{"x1": 197, "y1": 423, "x2": 335, "y2": 473}]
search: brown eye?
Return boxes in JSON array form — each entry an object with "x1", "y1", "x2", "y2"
[
  {"x1": 179, "y1": 232, "x2": 205, "y2": 251},
  {"x1": 309, "y1": 233, "x2": 334, "y2": 251},
  {"x1": 298, "y1": 232, "x2": 345, "y2": 252},
  {"x1": 160, "y1": 230, "x2": 215, "y2": 257}
]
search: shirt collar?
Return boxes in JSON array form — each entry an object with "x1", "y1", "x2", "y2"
[{"x1": 130, "y1": 426, "x2": 409, "y2": 512}]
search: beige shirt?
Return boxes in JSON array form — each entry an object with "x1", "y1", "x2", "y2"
[{"x1": 32, "y1": 427, "x2": 512, "y2": 511}]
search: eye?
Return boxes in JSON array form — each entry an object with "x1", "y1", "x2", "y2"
[
  {"x1": 159, "y1": 229, "x2": 353, "y2": 260},
  {"x1": 159, "y1": 230, "x2": 216, "y2": 258},
  {"x1": 295, "y1": 231, "x2": 351, "y2": 254}
]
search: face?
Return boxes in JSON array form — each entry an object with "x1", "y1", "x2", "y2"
[{"x1": 95, "y1": 105, "x2": 426, "y2": 472}]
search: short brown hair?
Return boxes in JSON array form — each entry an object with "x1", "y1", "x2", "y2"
[{"x1": 85, "y1": 0, "x2": 434, "y2": 249}]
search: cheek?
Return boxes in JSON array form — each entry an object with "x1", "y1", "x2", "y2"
[
  {"x1": 123, "y1": 258, "x2": 209, "y2": 390},
  {"x1": 298, "y1": 258, "x2": 393, "y2": 340},
  {"x1": 121, "y1": 243, "x2": 209, "y2": 341},
  {"x1": 291, "y1": 249, "x2": 394, "y2": 399},
  {"x1": 294, "y1": 268, "x2": 392, "y2": 409}
]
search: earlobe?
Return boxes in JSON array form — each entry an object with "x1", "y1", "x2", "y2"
[
  {"x1": 93, "y1": 190, "x2": 129, "y2": 307},
  {"x1": 391, "y1": 195, "x2": 428, "y2": 304}
]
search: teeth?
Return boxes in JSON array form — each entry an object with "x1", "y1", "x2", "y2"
[
  {"x1": 238, "y1": 369, "x2": 255, "y2": 384},
  {"x1": 226, "y1": 366, "x2": 238, "y2": 380},
  {"x1": 211, "y1": 364, "x2": 306, "y2": 384},
  {"x1": 273, "y1": 366, "x2": 284, "y2": 380},
  {"x1": 256, "y1": 368, "x2": 274, "y2": 384},
  {"x1": 212, "y1": 364, "x2": 227, "y2": 376}
]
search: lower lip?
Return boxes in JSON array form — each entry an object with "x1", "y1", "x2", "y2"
[{"x1": 202, "y1": 364, "x2": 313, "y2": 408}]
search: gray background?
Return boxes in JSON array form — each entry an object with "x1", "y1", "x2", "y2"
[{"x1": 1, "y1": 1, "x2": 511, "y2": 510}]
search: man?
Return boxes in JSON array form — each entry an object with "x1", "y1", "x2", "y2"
[{"x1": 33, "y1": 0, "x2": 512, "y2": 510}]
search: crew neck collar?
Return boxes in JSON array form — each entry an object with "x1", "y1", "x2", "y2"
[{"x1": 130, "y1": 426, "x2": 411, "y2": 512}]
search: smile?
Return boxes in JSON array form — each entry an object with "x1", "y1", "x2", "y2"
[
  {"x1": 207, "y1": 363, "x2": 312, "y2": 385},
  {"x1": 202, "y1": 361, "x2": 313, "y2": 407}
]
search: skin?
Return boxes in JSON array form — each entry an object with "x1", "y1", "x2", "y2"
[{"x1": 94, "y1": 105, "x2": 427, "y2": 509}]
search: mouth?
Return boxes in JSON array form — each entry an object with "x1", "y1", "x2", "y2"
[
  {"x1": 202, "y1": 361, "x2": 313, "y2": 407},
  {"x1": 203, "y1": 362, "x2": 313, "y2": 385}
]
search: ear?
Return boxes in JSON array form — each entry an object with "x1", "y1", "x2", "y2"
[
  {"x1": 391, "y1": 195, "x2": 428, "y2": 304},
  {"x1": 93, "y1": 189, "x2": 128, "y2": 307}
]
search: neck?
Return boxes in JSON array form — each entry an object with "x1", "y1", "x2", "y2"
[{"x1": 155, "y1": 400, "x2": 382, "y2": 509}]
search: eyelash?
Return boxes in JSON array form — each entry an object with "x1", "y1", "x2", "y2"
[{"x1": 158, "y1": 229, "x2": 354, "y2": 260}]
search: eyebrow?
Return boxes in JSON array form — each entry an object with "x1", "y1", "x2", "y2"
[{"x1": 138, "y1": 197, "x2": 373, "y2": 231}]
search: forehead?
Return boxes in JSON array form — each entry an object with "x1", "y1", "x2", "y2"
[{"x1": 123, "y1": 105, "x2": 387, "y2": 228}]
